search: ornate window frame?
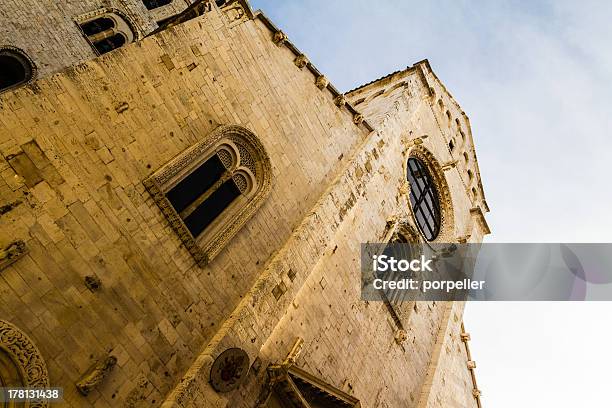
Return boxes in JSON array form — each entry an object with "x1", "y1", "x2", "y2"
[
  {"x1": 0, "y1": 46, "x2": 37, "y2": 94},
  {"x1": 0, "y1": 320, "x2": 50, "y2": 408},
  {"x1": 405, "y1": 145, "x2": 455, "y2": 243},
  {"x1": 144, "y1": 125, "x2": 272, "y2": 266},
  {"x1": 75, "y1": 8, "x2": 140, "y2": 56}
]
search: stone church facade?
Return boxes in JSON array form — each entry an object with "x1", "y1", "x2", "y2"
[{"x1": 0, "y1": 1, "x2": 490, "y2": 407}]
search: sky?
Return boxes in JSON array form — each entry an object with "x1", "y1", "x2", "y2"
[{"x1": 250, "y1": 1, "x2": 612, "y2": 406}]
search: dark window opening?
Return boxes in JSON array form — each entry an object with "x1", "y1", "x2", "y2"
[
  {"x1": 407, "y1": 158, "x2": 441, "y2": 241},
  {"x1": 291, "y1": 375, "x2": 351, "y2": 408},
  {"x1": 81, "y1": 17, "x2": 115, "y2": 36},
  {"x1": 0, "y1": 52, "x2": 33, "y2": 91},
  {"x1": 143, "y1": 0, "x2": 172, "y2": 10},
  {"x1": 183, "y1": 179, "x2": 240, "y2": 237},
  {"x1": 448, "y1": 140, "x2": 454, "y2": 151},
  {"x1": 93, "y1": 33, "x2": 126, "y2": 55},
  {"x1": 166, "y1": 154, "x2": 226, "y2": 214}
]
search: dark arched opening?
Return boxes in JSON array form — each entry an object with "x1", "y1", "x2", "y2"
[
  {"x1": 143, "y1": 0, "x2": 172, "y2": 10},
  {"x1": 93, "y1": 33, "x2": 126, "y2": 55},
  {"x1": 80, "y1": 17, "x2": 115, "y2": 36},
  {"x1": 0, "y1": 50, "x2": 34, "y2": 92},
  {"x1": 407, "y1": 157, "x2": 442, "y2": 241}
]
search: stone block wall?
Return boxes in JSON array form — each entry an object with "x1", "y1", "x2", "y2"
[
  {"x1": 0, "y1": 0, "x2": 187, "y2": 78},
  {"x1": 0, "y1": 8, "x2": 371, "y2": 406}
]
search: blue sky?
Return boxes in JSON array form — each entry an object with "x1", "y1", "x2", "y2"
[{"x1": 250, "y1": 1, "x2": 612, "y2": 406}]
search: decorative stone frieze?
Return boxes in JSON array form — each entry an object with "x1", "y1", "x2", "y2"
[{"x1": 0, "y1": 320, "x2": 50, "y2": 408}]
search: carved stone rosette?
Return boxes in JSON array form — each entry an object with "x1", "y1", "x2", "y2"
[
  {"x1": 353, "y1": 113, "x2": 363, "y2": 125},
  {"x1": 76, "y1": 355, "x2": 117, "y2": 396},
  {"x1": 0, "y1": 320, "x2": 50, "y2": 408}
]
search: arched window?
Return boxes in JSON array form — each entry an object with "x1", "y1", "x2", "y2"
[
  {"x1": 144, "y1": 125, "x2": 272, "y2": 265},
  {"x1": 78, "y1": 12, "x2": 135, "y2": 55},
  {"x1": 80, "y1": 17, "x2": 115, "y2": 36},
  {"x1": 407, "y1": 157, "x2": 441, "y2": 241},
  {"x1": 93, "y1": 33, "x2": 127, "y2": 55},
  {"x1": 0, "y1": 320, "x2": 50, "y2": 393},
  {"x1": 143, "y1": 0, "x2": 172, "y2": 10},
  {"x1": 166, "y1": 142, "x2": 254, "y2": 237},
  {"x1": 0, "y1": 48, "x2": 35, "y2": 93}
]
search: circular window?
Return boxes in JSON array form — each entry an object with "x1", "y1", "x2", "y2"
[
  {"x1": 0, "y1": 48, "x2": 34, "y2": 92},
  {"x1": 407, "y1": 157, "x2": 441, "y2": 241}
]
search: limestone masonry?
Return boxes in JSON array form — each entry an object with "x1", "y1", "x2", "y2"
[{"x1": 0, "y1": 1, "x2": 490, "y2": 407}]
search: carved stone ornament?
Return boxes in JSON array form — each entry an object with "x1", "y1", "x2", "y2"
[
  {"x1": 210, "y1": 348, "x2": 250, "y2": 393},
  {"x1": 76, "y1": 355, "x2": 117, "y2": 396},
  {"x1": 294, "y1": 54, "x2": 309, "y2": 69},
  {"x1": 272, "y1": 30, "x2": 287, "y2": 46},
  {"x1": 353, "y1": 113, "x2": 363, "y2": 125},
  {"x1": 315, "y1": 75, "x2": 329, "y2": 90},
  {"x1": 221, "y1": 1, "x2": 247, "y2": 23},
  {"x1": 144, "y1": 125, "x2": 272, "y2": 266},
  {"x1": 334, "y1": 95, "x2": 346, "y2": 107},
  {"x1": 0, "y1": 240, "x2": 28, "y2": 271},
  {"x1": 0, "y1": 320, "x2": 50, "y2": 408}
]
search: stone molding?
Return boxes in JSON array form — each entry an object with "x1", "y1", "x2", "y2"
[{"x1": 0, "y1": 320, "x2": 50, "y2": 408}]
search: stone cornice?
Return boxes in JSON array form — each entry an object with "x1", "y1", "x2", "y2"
[{"x1": 253, "y1": 11, "x2": 374, "y2": 134}]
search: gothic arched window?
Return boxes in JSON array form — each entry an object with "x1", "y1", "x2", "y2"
[
  {"x1": 78, "y1": 12, "x2": 136, "y2": 55},
  {"x1": 0, "y1": 48, "x2": 35, "y2": 93},
  {"x1": 144, "y1": 125, "x2": 272, "y2": 265},
  {"x1": 143, "y1": 0, "x2": 172, "y2": 10},
  {"x1": 407, "y1": 157, "x2": 441, "y2": 241}
]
